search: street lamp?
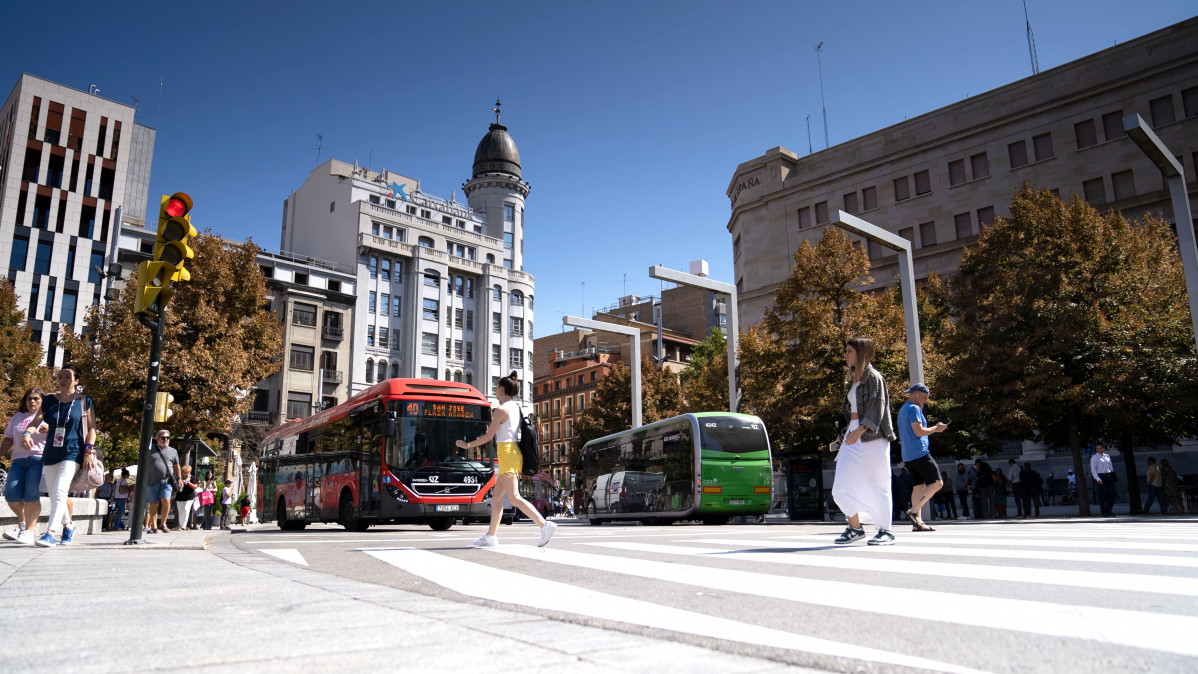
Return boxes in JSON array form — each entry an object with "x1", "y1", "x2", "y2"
[
  {"x1": 1123, "y1": 113, "x2": 1198, "y2": 352},
  {"x1": 831, "y1": 210, "x2": 925, "y2": 386},
  {"x1": 562, "y1": 316, "x2": 642, "y2": 429},
  {"x1": 648, "y1": 264, "x2": 739, "y2": 412}
]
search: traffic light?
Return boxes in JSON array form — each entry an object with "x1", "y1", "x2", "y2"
[
  {"x1": 133, "y1": 260, "x2": 178, "y2": 318},
  {"x1": 156, "y1": 192, "x2": 196, "y2": 283},
  {"x1": 153, "y1": 391, "x2": 174, "y2": 422}
]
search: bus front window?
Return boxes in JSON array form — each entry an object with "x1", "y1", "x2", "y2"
[{"x1": 395, "y1": 417, "x2": 491, "y2": 469}]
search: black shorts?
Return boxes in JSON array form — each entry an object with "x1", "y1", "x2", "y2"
[{"x1": 906, "y1": 454, "x2": 940, "y2": 485}]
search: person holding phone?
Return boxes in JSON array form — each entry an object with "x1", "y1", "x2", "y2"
[{"x1": 896, "y1": 383, "x2": 948, "y2": 531}]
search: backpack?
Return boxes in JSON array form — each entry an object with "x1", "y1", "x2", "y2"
[{"x1": 516, "y1": 404, "x2": 540, "y2": 477}]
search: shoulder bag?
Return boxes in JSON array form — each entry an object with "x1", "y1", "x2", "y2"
[{"x1": 516, "y1": 404, "x2": 540, "y2": 477}]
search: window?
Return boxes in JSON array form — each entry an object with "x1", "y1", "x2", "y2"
[
  {"x1": 976, "y1": 206, "x2": 995, "y2": 228},
  {"x1": 970, "y1": 153, "x2": 989, "y2": 180},
  {"x1": 948, "y1": 159, "x2": 966, "y2": 186},
  {"x1": 797, "y1": 207, "x2": 811, "y2": 229},
  {"x1": 294, "y1": 272, "x2": 309, "y2": 286},
  {"x1": 422, "y1": 367, "x2": 438, "y2": 380},
  {"x1": 919, "y1": 221, "x2": 937, "y2": 248},
  {"x1": 503, "y1": 232, "x2": 514, "y2": 249},
  {"x1": 418, "y1": 236, "x2": 434, "y2": 247},
  {"x1": 504, "y1": 204, "x2": 515, "y2": 221},
  {"x1": 465, "y1": 342, "x2": 473, "y2": 362},
  {"x1": 381, "y1": 293, "x2": 390, "y2": 315},
  {"x1": 454, "y1": 340, "x2": 463, "y2": 360},
  {"x1": 733, "y1": 235, "x2": 741, "y2": 258},
  {"x1": 369, "y1": 291, "x2": 377, "y2": 313},
  {"x1": 329, "y1": 201, "x2": 336, "y2": 213},
  {"x1": 421, "y1": 333, "x2": 438, "y2": 355},
  {"x1": 510, "y1": 290, "x2": 524, "y2": 306},
  {"x1": 466, "y1": 310, "x2": 474, "y2": 330},
  {"x1": 370, "y1": 196, "x2": 380, "y2": 206},
  {"x1": 913, "y1": 170, "x2": 931, "y2": 195},
  {"x1": 861, "y1": 186, "x2": 877, "y2": 211},
  {"x1": 893, "y1": 176, "x2": 910, "y2": 202},
  {"x1": 454, "y1": 308, "x2": 463, "y2": 328},
  {"x1": 368, "y1": 256, "x2": 377, "y2": 279},
  {"x1": 59, "y1": 289, "x2": 77, "y2": 324},
  {"x1": 446, "y1": 307, "x2": 452, "y2": 327},
  {"x1": 424, "y1": 271, "x2": 438, "y2": 287},
  {"x1": 510, "y1": 317, "x2": 524, "y2": 337},
  {"x1": 867, "y1": 239, "x2": 885, "y2": 259},
  {"x1": 509, "y1": 348, "x2": 524, "y2": 369},
  {"x1": 1083, "y1": 177, "x2": 1106, "y2": 205},
  {"x1": 492, "y1": 344, "x2": 501, "y2": 365},
  {"x1": 365, "y1": 360, "x2": 375, "y2": 383},
  {"x1": 34, "y1": 240, "x2": 52, "y2": 275},
  {"x1": 328, "y1": 279, "x2": 341, "y2": 292},
  {"x1": 1111, "y1": 169, "x2": 1135, "y2": 201},
  {"x1": 392, "y1": 363, "x2": 400, "y2": 379},
  {"x1": 293, "y1": 302, "x2": 317, "y2": 326},
  {"x1": 954, "y1": 213, "x2": 972, "y2": 239},
  {"x1": 290, "y1": 345, "x2": 315, "y2": 371},
  {"x1": 1183, "y1": 86, "x2": 1198, "y2": 118},
  {"x1": 493, "y1": 312, "x2": 501, "y2": 333},
  {"x1": 1008, "y1": 140, "x2": 1029, "y2": 168},
  {"x1": 381, "y1": 259, "x2": 391, "y2": 282},
  {"x1": 367, "y1": 326, "x2": 375, "y2": 347},
  {"x1": 88, "y1": 251, "x2": 103, "y2": 283},
  {"x1": 899, "y1": 227, "x2": 914, "y2": 244},
  {"x1": 1149, "y1": 95, "x2": 1176, "y2": 127},
  {"x1": 1102, "y1": 111, "x2": 1125, "y2": 142},
  {"x1": 493, "y1": 285, "x2": 502, "y2": 301},
  {"x1": 1075, "y1": 120, "x2": 1098, "y2": 149},
  {"x1": 814, "y1": 201, "x2": 828, "y2": 224},
  {"x1": 287, "y1": 392, "x2": 312, "y2": 419},
  {"x1": 393, "y1": 297, "x2": 401, "y2": 317},
  {"x1": 422, "y1": 298, "x2": 438, "y2": 321},
  {"x1": 379, "y1": 327, "x2": 389, "y2": 349},
  {"x1": 9, "y1": 233, "x2": 28, "y2": 272},
  {"x1": 1032, "y1": 133, "x2": 1054, "y2": 161},
  {"x1": 843, "y1": 191, "x2": 858, "y2": 214}
]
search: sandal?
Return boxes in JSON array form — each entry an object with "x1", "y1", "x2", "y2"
[{"x1": 912, "y1": 521, "x2": 935, "y2": 532}]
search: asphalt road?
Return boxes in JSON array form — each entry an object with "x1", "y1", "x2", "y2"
[{"x1": 232, "y1": 516, "x2": 1198, "y2": 673}]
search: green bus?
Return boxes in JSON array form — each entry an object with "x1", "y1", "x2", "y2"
[{"x1": 579, "y1": 412, "x2": 773, "y2": 526}]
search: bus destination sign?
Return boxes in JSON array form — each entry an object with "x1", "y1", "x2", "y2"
[{"x1": 403, "y1": 401, "x2": 484, "y2": 420}]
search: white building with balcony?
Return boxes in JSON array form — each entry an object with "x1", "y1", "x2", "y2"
[{"x1": 280, "y1": 119, "x2": 534, "y2": 404}]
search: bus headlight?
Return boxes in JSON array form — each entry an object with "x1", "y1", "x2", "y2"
[{"x1": 384, "y1": 484, "x2": 408, "y2": 502}]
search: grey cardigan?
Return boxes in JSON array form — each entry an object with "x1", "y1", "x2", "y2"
[{"x1": 842, "y1": 365, "x2": 897, "y2": 443}]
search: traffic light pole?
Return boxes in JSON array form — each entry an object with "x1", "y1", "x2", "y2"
[{"x1": 125, "y1": 308, "x2": 166, "y2": 545}]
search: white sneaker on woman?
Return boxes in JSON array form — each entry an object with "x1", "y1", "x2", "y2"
[
  {"x1": 538, "y1": 521, "x2": 557, "y2": 547},
  {"x1": 2, "y1": 526, "x2": 22, "y2": 541},
  {"x1": 473, "y1": 533, "x2": 498, "y2": 547}
]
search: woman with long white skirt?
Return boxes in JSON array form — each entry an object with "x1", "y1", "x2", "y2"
[{"x1": 832, "y1": 337, "x2": 898, "y2": 546}]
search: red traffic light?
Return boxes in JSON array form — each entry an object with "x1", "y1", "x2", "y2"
[{"x1": 163, "y1": 192, "x2": 193, "y2": 218}]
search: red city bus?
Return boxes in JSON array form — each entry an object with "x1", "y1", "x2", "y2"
[{"x1": 258, "y1": 379, "x2": 499, "y2": 531}]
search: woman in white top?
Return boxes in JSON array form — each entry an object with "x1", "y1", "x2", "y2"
[
  {"x1": 2, "y1": 388, "x2": 49, "y2": 544},
  {"x1": 457, "y1": 371, "x2": 557, "y2": 548}
]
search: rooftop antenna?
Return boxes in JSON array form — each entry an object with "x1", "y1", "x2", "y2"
[
  {"x1": 315, "y1": 133, "x2": 324, "y2": 167},
  {"x1": 492, "y1": 97, "x2": 502, "y2": 123},
  {"x1": 805, "y1": 114, "x2": 813, "y2": 154},
  {"x1": 581, "y1": 281, "x2": 586, "y2": 317},
  {"x1": 815, "y1": 42, "x2": 829, "y2": 148},
  {"x1": 154, "y1": 77, "x2": 163, "y2": 129},
  {"x1": 1023, "y1": 0, "x2": 1040, "y2": 75},
  {"x1": 131, "y1": 97, "x2": 140, "y2": 120}
]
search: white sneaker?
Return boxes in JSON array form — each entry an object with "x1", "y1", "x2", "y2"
[
  {"x1": 15, "y1": 530, "x2": 34, "y2": 545},
  {"x1": 538, "y1": 521, "x2": 557, "y2": 547},
  {"x1": 473, "y1": 533, "x2": 498, "y2": 547},
  {"x1": 3, "y1": 527, "x2": 22, "y2": 541}
]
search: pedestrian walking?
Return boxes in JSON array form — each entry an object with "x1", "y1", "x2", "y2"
[
  {"x1": 144, "y1": 429, "x2": 181, "y2": 532},
  {"x1": 2, "y1": 388, "x2": 48, "y2": 545},
  {"x1": 457, "y1": 371, "x2": 557, "y2": 548},
  {"x1": 893, "y1": 465, "x2": 914, "y2": 521},
  {"x1": 831, "y1": 337, "x2": 898, "y2": 546},
  {"x1": 113, "y1": 468, "x2": 131, "y2": 530},
  {"x1": 975, "y1": 460, "x2": 996, "y2": 519},
  {"x1": 1090, "y1": 444, "x2": 1117, "y2": 517},
  {"x1": 21, "y1": 366, "x2": 97, "y2": 548},
  {"x1": 1020, "y1": 463, "x2": 1042, "y2": 517},
  {"x1": 219, "y1": 479, "x2": 233, "y2": 529},
  {"x1": 1008, "y1": 459, "x2": 1024, "y2": 517},
  {"x1": 994, "y1": 468, "x2": 1009, "y2": 518},
  {"x1": 175, "y1": 466, "x2": 197, "y2": 530},
  {"x1": 1160, "y1": 458, "x2": 1181, "y2": 514},
  {"x1": 953, "y1": 463, "x2": 970, "y2": 519},
  {"x1": 895, "y1": 382, "x2": 948, "y2": 532},
  {"x1": 200, "y1": 472, "x2": 216, "y2": 529},
  {"x1": 1143, "y1": 457, "x2": 1166, "y2": 514}
]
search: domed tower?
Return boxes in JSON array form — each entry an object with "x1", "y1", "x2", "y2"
[{"x1": 463, "y1": 101, "x2": 531, "y2": 271}]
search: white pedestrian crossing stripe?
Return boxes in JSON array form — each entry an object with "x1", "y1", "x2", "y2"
[
  {"x1": 363, "y1": 547, "x2": 987, "y2": 674},
  {"x1": 258, "y1": 548, "x2": 309, "y2": 566}
]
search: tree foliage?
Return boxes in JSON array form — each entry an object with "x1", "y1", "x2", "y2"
[
  {"x1": 61, "y1": 234, "x2": 283, "y2": 451},
  {"x1": 941, "y1": 186, "x2": 1198, "y2": 515},
  {"x1": 572, "y1": 356, "x2": 682, "y2": 461},
  {"x1": 0, "y1": 278, "x2": 53, "y2": 423},
  {"x1": 679, "y1": 327, "x2": 729, "y2": 413},
  {"x1": 737, "y1": 227, "x2": 908, "y2": 456}
]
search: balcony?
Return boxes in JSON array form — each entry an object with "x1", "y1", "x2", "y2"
[
  {"x1": 322, "y1": 325, "x2": 344, "y2": 341},
  {"x1": 322, "y1": 370, "x2": 344, "y2": 384},
  {"x1": 241, "y1": 411, "x2": 283, "y2": 425}
]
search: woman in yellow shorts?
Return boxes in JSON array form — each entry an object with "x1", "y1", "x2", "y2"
[{"x1": 457, "y1": 371, "x2": 557, "y2": 547}]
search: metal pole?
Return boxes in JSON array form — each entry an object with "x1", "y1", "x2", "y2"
[
  {"x1": 1167, "y1": 173, "x2": 1198, "y2": 350},
  {"x1": 815, "y1": 42, "x2": 829, "y2": 149},
  {"x1": 562, "y1": 316, "x2": 642, "y2": 429},
  {"x1": 126, "y1": 310, "x2": 165, "y2": 545},
  {"x1": 727, "y1": 288, "x2": 739, "y2": 413},
  {"x1": 897, "y1": 250, "x2": 925, "y2": 385}
]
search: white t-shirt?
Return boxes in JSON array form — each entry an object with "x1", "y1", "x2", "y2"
[
  {"x1": 5, "y1": 412, "x2": 46, "y2": 460},
  {"x1": 221, "y1": 486, "x2": 233, "y2": 505},
  {"x1": 495, "y1": 400, "x2": 522, "y2": 444},
  {"x1": 115, "y1": 478, "x2": 131, "y2": 498}
]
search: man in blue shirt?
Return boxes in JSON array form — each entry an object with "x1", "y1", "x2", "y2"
[{"x1": 897, "y1": 383, "x2": 948, "y2": 531}]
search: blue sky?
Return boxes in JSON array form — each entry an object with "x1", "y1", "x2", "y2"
[{"x1": 3, "y1": 1, "x2": 1195, "y2": 332}]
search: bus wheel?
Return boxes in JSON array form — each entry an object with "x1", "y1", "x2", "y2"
[
  {"x1": 276, "y1": 499, "x2": 288, "y2": 530},
  {"x1": 701, "y1": 515, "x2": 730, "y2": 526},
  {"x1": 587, "y1": 502, "x2": 602, "y2": 526},
  {"x1": 339, "y1": 493, "x2": 367, "y2": 532},
  {"x1": 428, "y1": 518, "x2": 453, "y2": 531}
]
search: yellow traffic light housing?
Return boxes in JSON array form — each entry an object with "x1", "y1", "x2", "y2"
[
  {"x1": 156, "y1": 192, "x2": 196, "y2": 283},
  {"x1": 133, "y1": 260, "x2": 181, "y2": 318},
  {"x1": 154, "y1": 391, "x2": 175, "y2": 423}
]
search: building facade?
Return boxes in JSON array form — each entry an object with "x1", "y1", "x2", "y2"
[
  {"x1": 601, "y1": 284, "x2": 729, "y2": 344},
  {"x1": 0, "y1": 74, "x2": 155, "y2": 366},
  {"x1": 280, "y1": 120, "x2": 534, "y2": 405},
  {"x1": 728, "y1": 18, "x2": 1198, "y2": 327}
]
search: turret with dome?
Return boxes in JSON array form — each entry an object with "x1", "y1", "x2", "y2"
[{"x1": 464, "y1": 99, "x2": 530, "y2": 272}]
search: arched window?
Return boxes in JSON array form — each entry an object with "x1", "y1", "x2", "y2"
[
  {"x1": 378, "y1": 360, "x2": 387, "y2": 382},
  {"x1": 510, "y1": 290, "x2": 524, "y2": 306},
  {"x1": 486, "y1": 254, "x2": 495, "y2": 264},
  {"x1": 365, "y1": 359, "x2": 374, "y2": 383},
  {"x1": 453, "y1": 370, "x2": 463, "y2": 383},
  {"x1": 465, "y1": 371, "x2": 473, "y2": 385},
  {"x1": 391, "y1": 362, "x2": 399, "y2": 379},
  {"x1": 417, "y1": 236, "x2": 434, "y2": 247},
  {"x1": 444, "y1": 368, "x2": 452, "y2": 381},
  {"x1": 424, "y1": 270, "x2": 440, "y2": 287},
  {"x1": 528, "y1": 295, "x2": 534, "y2": 309},
  {"x1": 492, "y1": 285, "x2": 502, "y2": 301}
]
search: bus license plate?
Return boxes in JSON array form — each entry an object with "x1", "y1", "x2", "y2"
[
  {"x1": 435, "y1": 505, "x2": 460, "y2": 512},
  {"x1": 728, "y1": 499, "x2": 746, "y2": 505}
]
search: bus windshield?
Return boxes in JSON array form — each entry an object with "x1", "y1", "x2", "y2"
[
  {"x1": 699, "y1": 417, "x2": 769, "y2": 455},
  {"x1": 390, "y1": 404, "x2": 492, "y2": 470}
]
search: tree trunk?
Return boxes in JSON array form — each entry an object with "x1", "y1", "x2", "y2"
[
  {"x1": 1068, "y1": 406, "x2": 1092, "y2": 517},
  {"x1": 1120, "y1": 437, "x2": 1142, "y2": 516}
]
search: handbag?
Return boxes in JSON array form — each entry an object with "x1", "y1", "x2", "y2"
[
  {"x1": 198, "y1": 490, "x2": 215, "y2": 506},
  {"x1": 70, "y1": 455, "x2": 105, "y2": 492}
]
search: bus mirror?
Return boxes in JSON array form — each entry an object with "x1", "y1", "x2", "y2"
[{"x1": 384, "y1": 412, "x2": 397, "y2": 437}]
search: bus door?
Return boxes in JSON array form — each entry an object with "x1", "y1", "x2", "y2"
[{"x1": 360, "y1": 419, "x2": 386, "y2": 515}]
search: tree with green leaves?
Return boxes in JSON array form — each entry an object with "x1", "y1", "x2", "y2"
[
  {"x1": 679, "y1": 327, "x2": 729, "y2": 413},
  {"x1": 61, "y1": 234, "x2": 283, "y2": 463},
  {"x1": 572, "y1": 356, "x2": 682, "y2": 462},
  {"x1": 0, "y1": 278, "x2": 53, "y2": 424},
  {"x1": 737, "y1": 226, "x2": 908, "y2": 457},
  {"x1": 941, "y1": 186, "x2": 1198, "y2": 516}
]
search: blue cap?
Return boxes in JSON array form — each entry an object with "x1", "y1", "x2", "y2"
[{"x1": 905, "y1": 383, "x2": 930, "y2": 394}]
